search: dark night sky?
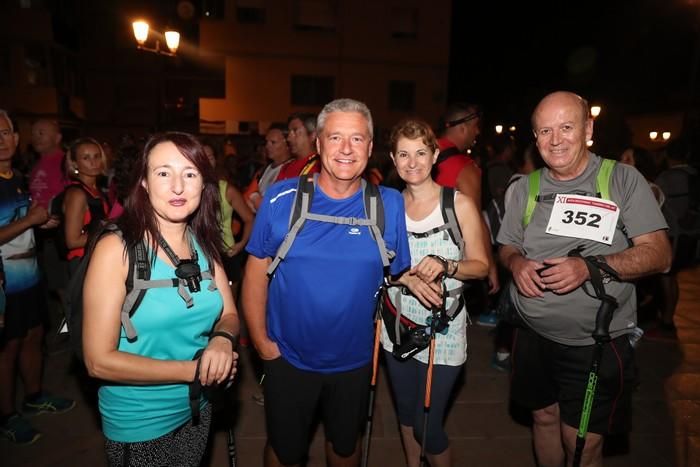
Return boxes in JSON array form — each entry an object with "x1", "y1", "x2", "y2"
[
  {"x1": 44, "y1": 0, "x2": 700, "y2": 145},
  {"x1": 448, "y1": 0, "x2": 698, "y2": 132}
]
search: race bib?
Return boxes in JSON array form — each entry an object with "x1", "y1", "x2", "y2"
[{"x1": 545, "y1": 194, "x2": 619, "y2": 245}]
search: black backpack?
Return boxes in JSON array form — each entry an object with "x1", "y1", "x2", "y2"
[
  {"x1": 65, "y1": 223, "x2": 216, "y2": 361},
  {"x1": 50, "y1": 181, "x2": 110, "y2": 259}
]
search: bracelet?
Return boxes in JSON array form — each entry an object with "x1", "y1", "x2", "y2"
[{"x1": 210, "y1": 331, "x2": 237, "y2": 348}]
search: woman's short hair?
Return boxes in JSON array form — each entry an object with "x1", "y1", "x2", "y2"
[
  {"x1": 118, "y1": 132, "x2": 222, "y2": 266},
  {"x1": 66, "y1": 137, "x2": 107, "y2": 179},
  {"x1": 389, "y1": 118, "x2": 439, "y2": 155}
]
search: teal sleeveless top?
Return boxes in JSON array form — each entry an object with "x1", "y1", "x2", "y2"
[{"x1": 98, "y1": 239, "x2": 223, "y2": 442}]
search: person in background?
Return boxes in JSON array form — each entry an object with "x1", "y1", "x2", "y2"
[
  {"x1": 203, "y1": 141, "x2": 254, "y2": 301},
  {"x1": 82, "y1": 132, "x2": 239, "y2": 466},
  {"x1": 61, "y1": 137, "x2": 110, "y2": 274},
  {"x1": 276, "y1": 113, "x2": 321, "y2": 182},
  {"x1": 248, "y1": 124, "x2": 292, "y2": 211},
  {"x1": 0, "y1": 110, "x2": 74, "y2": 446}
]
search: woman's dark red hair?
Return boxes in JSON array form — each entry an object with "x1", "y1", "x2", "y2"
[{"x1": 117, "y1": 132, "x2": 223, "y2": 267}]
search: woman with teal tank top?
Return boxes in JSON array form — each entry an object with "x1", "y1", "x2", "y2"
[{"x1": 82, "y1": 132, "x2": 240, "y2": 466}]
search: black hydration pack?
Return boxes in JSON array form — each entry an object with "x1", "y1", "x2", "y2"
[
  {"x1": 65, "y1": 223, "x2": 216, "y2": 361},
  {"x1": 380, "y1": 187, "x2": 466, "y2": 361},
  {"x1": 50, "y1": 181, "x2": 110, "y2": 259},
  {"x1": 267, "y1": 174, "x2": 394, "y2": 277}
]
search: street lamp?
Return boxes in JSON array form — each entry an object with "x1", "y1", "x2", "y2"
[
  {"x1": 662, "y1": 131, "x2": 671, "y2": 141},
  {"x1": 509, "y1": 125, "x2": 516, "y2": 132},
  {"x1": 132, "y1": 20, "x2": 180, "y2": 56},
  {"x1": 649, "y1": 131, "x2": 658, "y2": 141},
  {"x1": 495, "y1": 125, "x2": 503, "y2": 134},
  {"x1": 590, "y1": 105, "x2": 601, "y2": 118}
]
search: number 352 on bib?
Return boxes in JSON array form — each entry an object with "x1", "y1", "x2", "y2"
[{"x1": 545, "y1": 194, "x2": 620, "y2": 245}]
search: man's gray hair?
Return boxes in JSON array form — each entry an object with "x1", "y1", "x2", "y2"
[
  {"x1": 317, "y1": 98, "x2": 374, "y2": 139},
  {"x1": 0, "y1": 109, "x2": 14, "y2": 133}
]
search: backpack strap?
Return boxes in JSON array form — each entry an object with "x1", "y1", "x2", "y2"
[
  {"x1": 407, "y1": 188, "x2": 463, "y2": 252},
  {"x1": 267, "y1": 175, "x2": 315, "y2": 276},
  {"x1": 523, "y1": 168, "x2": 542, "y2": 227},
  {"x1": 267, "y1": 175, "x2": 394, "y2": 277},
  {"x1": 440, "y1": 187, "x2": 463, "y2": 251},
  {"x1": 434, "y1": 146, "x2": 462, "y2": 167},
  {"x1": 120, "y1": 232, "x2": 217, "y2": 341},
  {"x1": 596, "y1": 158, "x2": 616, "y2": 200},
  {"x1": 522, "y1": 159, "x2": 617, "y2": 228}
]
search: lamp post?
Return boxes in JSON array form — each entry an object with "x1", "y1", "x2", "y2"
[
  {"x1": 131, "y1": 19, "x2": 181, "y2": 131},
  {"x1": 590, "y1": 105, "x2": 601, "y2": 118},
  {"x1": 132, "y1": 20, "x2": 180, "y2": 56}
]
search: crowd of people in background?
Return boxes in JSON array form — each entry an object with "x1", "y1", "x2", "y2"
[{"x1": 0, "y1": 90, "x2": 698, "y2": 466}]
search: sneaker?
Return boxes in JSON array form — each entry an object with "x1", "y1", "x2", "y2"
[
  {"x1": 476, "y1": 311, "x2": 499, "y2": 328},
  {"x1": 252, "y1": 391, "x2": 265, "y2": 406},
  {"x1": 491, "y1": 353, "x2": 511, "y2": 373},
  {"x1": 22, "y1": 394, "x2": 76, "y2": 417},
  {"x1": 0, "y1": 414, "x2": 41, "y2": 445}
]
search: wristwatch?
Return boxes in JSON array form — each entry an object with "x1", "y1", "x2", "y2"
[{"x1": 447, "y1": 259, "x2": 459, "y2": 278}]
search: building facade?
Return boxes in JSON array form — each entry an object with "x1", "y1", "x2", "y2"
[{"x1": 199, "y1": 0, "x2": 451, "y2": 137}]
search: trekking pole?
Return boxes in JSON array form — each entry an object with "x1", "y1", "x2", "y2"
[
  {"x1": 419, "y1": 323, "x2": 437, "y2": 467},
  {"x1": 361, "y1": 290, "x2": 385, "y2": 467},
  {"x1": 572, "y1": 293, "x2": 617, "y2": 467},
  {"x1": 566, "y1": 246, "x2": 620, "y2": 467},
  {"x1": 419, "y1": 278, "x2": 446, "y2": 467}
]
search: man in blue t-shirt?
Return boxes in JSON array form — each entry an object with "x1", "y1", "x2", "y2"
[
  {"x1": 0, "y1": 110, "x2": 74, "y2": 446},
  {"x1": 243, "y1": 99, "x2": 410, "y2": 467}
]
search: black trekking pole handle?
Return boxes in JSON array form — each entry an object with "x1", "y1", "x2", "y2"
[{"x1": 593, "y1": 294, "x2": 618, "y2": 343}]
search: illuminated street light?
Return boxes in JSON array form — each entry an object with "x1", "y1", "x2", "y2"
[
  {"x1": 586, "y1": 140, "x2": 594, "y2": 147},
  {"x1": 132, "y1": 20, "x2": 179, "y2": 56},
  {"x1": 649, "y1": 131, "x2": 658, "y2": 141},
  {"x1": 509, "y1": 125, "x2": 516, "y2": 132},
  {"x1": 590, "y1": 105, "x2": 601, "y2": 118},
  {"x1": 495, "y1": 125, "x2": 503, "y2": 134},
  {"x1": 165, "y1": 31, "x2": 180, "y2": 53},
  {"x1": 662, "y1": 131, "x2": 671, "y2": 141},
  {"x1": 132, "y1": 21, "x2": 149, "y2": 44}
]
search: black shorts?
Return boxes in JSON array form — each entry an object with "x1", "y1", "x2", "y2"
[
  {"x1": 221, "y1": 251, "x2": 246, "y2": 284},
  {"x1": 263, "y1": 356, "x2": 371, "y2": 465},
  {"x1": 3, "y1": 283, "x2": 46, "y2": 341},
  {"x1": 510, "y1": 326, "x2": 636, "y2": 435}
]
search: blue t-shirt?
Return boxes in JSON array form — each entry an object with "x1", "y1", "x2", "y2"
[
  {"x1": 98, "y1": 240, "x2": 223, "y2": 442},
  {"x1": 0, "y1": 174, "x2": 40, "y2": 294},
  {"x1": 246, "y1": 178, "x2": 410, "y2": 373}
]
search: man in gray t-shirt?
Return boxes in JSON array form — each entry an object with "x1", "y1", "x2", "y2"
[{"x1": 497, "y1": 91, "x2": 671, "y2": 467}]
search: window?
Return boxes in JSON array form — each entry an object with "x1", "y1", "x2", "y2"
[
  {"x1": 236, "y1": 0, "x2": 265, "y2": 23},
  {"x1": 388, "y1": 80, "x2": 415, "y2": 112},
  {"x1": 291, "y1": 75, "x2": 334, "y2": 106},
  {"x1": 391, "y1": 7, "x2": 418, "y2": 39},
  {"x1": 294, "y1": 0, "x2": 335, "y2": 31}
]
